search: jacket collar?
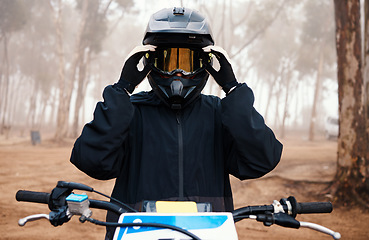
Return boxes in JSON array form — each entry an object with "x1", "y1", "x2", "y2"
[{"x1": 130, "y1": 91, "x2": 162, "y2": 106}]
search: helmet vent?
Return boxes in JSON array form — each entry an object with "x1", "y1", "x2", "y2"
[{"x1": 173, "y1": 7, "x2": 185, "y2": 15}]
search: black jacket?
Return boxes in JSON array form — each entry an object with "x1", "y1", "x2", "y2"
[{"x1": 70, "y1": 83, "x2": 282, "y2": 212}]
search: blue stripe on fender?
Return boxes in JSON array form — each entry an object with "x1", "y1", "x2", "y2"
[{"x1": 117, "y1": 215, "x2": 228, "y2": 236}]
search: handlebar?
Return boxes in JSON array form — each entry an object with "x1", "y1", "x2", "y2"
[
  {"x1": 16, "y1": 190, "x2": 127, "y2": 215},
  {"x1": 296, "y1": 201, "x2": 332, "y2": 214},
  {"x1": 16, "y1": 190, "x2": 50, "y2": 204},
  {"x1": 15, "y1": 181, "x2": 340, "y2": 240},
  {"x1": 16, "y1": 190, "x2": 332, "y2": 218},
  {"x1": 232, "y1": 196, "x2": 332, "y2": 220}
]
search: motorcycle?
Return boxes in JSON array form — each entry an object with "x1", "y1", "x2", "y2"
[{"x1": 16, "y1": 181, "x2": 341, "y2": 240}]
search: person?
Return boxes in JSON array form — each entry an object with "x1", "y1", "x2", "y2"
[{"x1": 70, "y1": 7, "x2": 283, "y2": 239}]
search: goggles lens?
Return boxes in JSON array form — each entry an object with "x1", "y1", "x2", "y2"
[{"x1": 150, "y1": 48, "x2": 206, "y2": 74}]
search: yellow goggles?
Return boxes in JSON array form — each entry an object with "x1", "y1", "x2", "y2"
[{"x1": 148, "y1": 48, "x2": 208, "y2": 74}]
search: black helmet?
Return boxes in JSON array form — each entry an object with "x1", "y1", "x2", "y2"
[{"x1": 143, "y1": 7, "x2": 214, "y2": 109}]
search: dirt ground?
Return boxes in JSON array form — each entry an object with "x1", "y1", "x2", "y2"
[{"x1": 0, "y1": 134, "x2": 368, "y2": 239}]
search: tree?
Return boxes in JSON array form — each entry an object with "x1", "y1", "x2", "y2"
[
  {"x1": 49, "y1": 0, "x2": 133, "y2": 141},
  {"x1": 0, "y1": 0, "x2": 28, "y2": 136},
  {"x1": 49, "y1": 0, "x2": 68, "y2": 142},
  {"x1": 365, "y1": 0, "x2": 369, "y2": 149},
  {"x1": 196, "y1": 0, "x2": 286, "y2": 98},
  {"x1": 296, "y1": 1, "x2": 336, "y2": 141},
  {"x1": 245, "y1": 1, "x2": 300, "y2": 133},
  {"x1": 332, "y1": 0, "x2": 369, "y2": 206},
  {"x1": 71, "y1": 0, "x2": 133, "y2": 138},
  {"x1": 17, "y1": 1, "x2": 56, "y2": 132}
]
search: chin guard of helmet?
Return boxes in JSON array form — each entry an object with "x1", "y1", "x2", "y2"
[
  {"x1": 170, "y1": 79, "x2": 183, "y2": 97},
  {"x1": 149, "y1": 71, "x2": 208, "y2": 110}
]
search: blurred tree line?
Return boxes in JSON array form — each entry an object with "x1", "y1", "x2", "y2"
[
  {"x1": 0, "y1": 0, "x2": 134, "y2": 140},
  {"x1": 0, "y1": 0, "x2": 337, "y2": 141},
  {"x1": 0, "y1": 0, "x2": 368, "y2": 206}
]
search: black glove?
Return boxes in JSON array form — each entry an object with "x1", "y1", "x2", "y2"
[
  {"x1": 116, "y1": 45, "x2": 156, "y2": 93},
  {"x1": 203, "y1": 46, "x2": 239, "y2": 94}
]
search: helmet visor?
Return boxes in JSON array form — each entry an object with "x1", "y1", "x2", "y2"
[{"x1": 149, "y1": 47, "x2": 207, "y2": 75}]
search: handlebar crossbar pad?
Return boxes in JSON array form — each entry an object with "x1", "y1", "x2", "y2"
[
  {"x1": 296, "y1": 202, "x2": 333, "y2": 214},
  {"x1": 16, "y1": 190, "x2": 50, "y2": 204}
]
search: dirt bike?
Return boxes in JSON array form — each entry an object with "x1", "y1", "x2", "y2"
[{"x1": 16, "y1": 181, "x2": 341, "y2": 240}]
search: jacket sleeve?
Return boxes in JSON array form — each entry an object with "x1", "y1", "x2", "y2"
[
  {"x1": 70, "y1": 85, "x2": 134, "y2": 180},
  {"x1": 221, "y1": 83, "x2": 283, "y2": 180}
]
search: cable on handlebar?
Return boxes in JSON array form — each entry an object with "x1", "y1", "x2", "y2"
[
  {"x1": 233, "y1": 215, "x2": 251, "y2": 222},
  {"x1": 92, "y1": 189, "x2": 137, "y2": 213},
  {"x1": 232, "y1": 205, "x2": 275, "y2": 222},
  {"x1": 83, "y1": 217, "x2": 201, "y2": 240},
  {"x1": 57, "y1": 181, "x2": 138, "y2": 213},
  {"x1": 232, "y1": 196, "x2": 334, "y2": 222}
]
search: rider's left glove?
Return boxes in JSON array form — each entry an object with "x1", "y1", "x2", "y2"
[
  {"x1": 203, "y1": 46, "x2": 240, "y2": 94},
  {"x1": 116, "y1": 45, "x2": 156, "y2": 93}
]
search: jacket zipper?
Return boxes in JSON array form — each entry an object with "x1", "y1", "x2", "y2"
[{"x1": 176, "y1": 110, "x2": 184, "y2": 199}]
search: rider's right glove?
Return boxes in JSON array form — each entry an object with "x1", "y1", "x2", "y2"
[
  {"x1": 116, "y1": 45, "x2": 156, "y2": 93},
  {"x1": 203, "y1": 46, "x2": 240, "y2": 94}
]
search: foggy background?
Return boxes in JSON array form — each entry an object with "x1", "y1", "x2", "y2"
[{"x1": 0, "y1": 0, "x2": 338, "y2": 141}]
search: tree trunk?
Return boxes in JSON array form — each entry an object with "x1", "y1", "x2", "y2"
[
  {"x1": 281, "y1": 64, "x2": 292, "y2": 139},
  {"x1": 364, "y1": 0, "x2": 369, "y2": 148},
  {"x1": 264, "y1": 74, "x2": 277, "y2": 122},
  {"x1": 333, "y1": 0, "x2": 369, "y2": 206},
  {"x1": 10, "y1": 77, "x2": 26, "y2": 127},
  {"x1": 273, "y1": 78, "x2": 282, "y2": 132},
  {"x1": 0, "y1": 33, "x2": 10, "y2": 136},
  {"x1": 308, "y1": 49, "x2": 324, "y2": 141},
  {"x1": 28, "y1": 82, "x2": 38, "y2": 130},
  {"x1": 0, "y1": 39, "x2": 4, "y2": 133},
  {"x1": 64, "y1": 0, "x2": 88, "y2": 137},
  {"x1": 37, "y1": 95, "x2": 49, "y2": 131},
  {"x1": 51, "y1": 0, "x2": 67, "y2": 142},
  {"x1": 71, "y1": 48, "x2": 90, "y2": 138}
]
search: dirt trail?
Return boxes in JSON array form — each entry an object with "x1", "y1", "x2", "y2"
[{"x1": 0, "y1": 135, "x2": 368, "y2": 239}]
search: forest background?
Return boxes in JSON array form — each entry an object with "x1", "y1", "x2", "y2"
[
  {"x1": 0, "y1": 0, "x2": 339, "y2": 142},
  {"x1": 2, "y1": 0, "x2": 369, "y2": 239}
]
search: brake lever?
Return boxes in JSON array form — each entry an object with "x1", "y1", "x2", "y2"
[
  {"x1": 300, "y1": 221, "x2": 341, "y2": 240},
  {"x1": 252, "y1": 212, "x2": 300, "y2": 228},
  {"x1": 18, "y1": 214, "x2": 50, "y2": 226},
  {"x1": 251, "y1": 212, "x2": 341, "y2": 240}
]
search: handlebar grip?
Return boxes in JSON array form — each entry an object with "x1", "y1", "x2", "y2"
[
  {"x1": 16, "y1": 190, "x2": 50, "y2": 204},
  {"x1": 296, "y1": 202, "x2": 333, "y2": 214}
]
